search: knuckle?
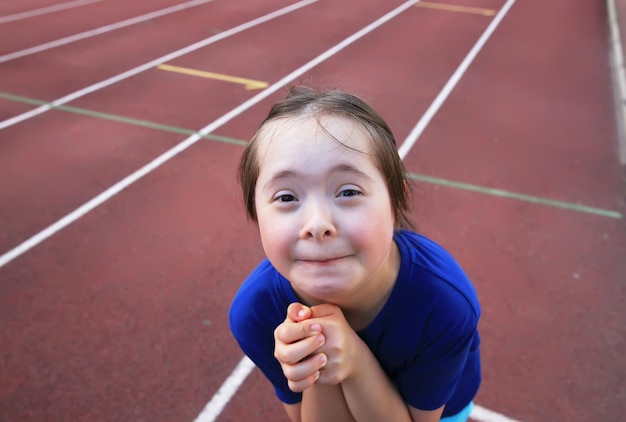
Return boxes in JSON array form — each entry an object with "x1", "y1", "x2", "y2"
[
  {"x1": 282, "y1": 365, "x2": 295, "y2": 380},
  {"x1": 288, "y1": 380, "x2": 304, "y2": 393},
  {"x1": 274, "y1": 348, "x2": 287, "y2": 362},
  {"x1": 273, "y1": 325, "x2": 285, "y2": 340}
]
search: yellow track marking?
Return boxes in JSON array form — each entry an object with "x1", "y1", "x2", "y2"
[
  {"x1": 416, "y1": 1, "x2": 496, "y2": 16},
  {"x1": 157, "y1": 64, "x2": 269, "y2": 90}
]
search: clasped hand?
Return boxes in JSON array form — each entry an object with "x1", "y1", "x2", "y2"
[{"x1": 273, "y1": 302, "x2": 361, "y2": 393}]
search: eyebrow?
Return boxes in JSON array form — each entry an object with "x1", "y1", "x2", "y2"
[{"x1": 262, "y1": 163, "x2": 373, "y2": 191}]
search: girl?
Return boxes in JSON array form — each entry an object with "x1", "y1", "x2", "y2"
[{"x1": 229, "y1": 86, "x2": 481, "y2": 422}]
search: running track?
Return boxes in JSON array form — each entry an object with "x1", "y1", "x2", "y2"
[{"x1": 0, "y1": 1, "x2": 624, "y2": 421}]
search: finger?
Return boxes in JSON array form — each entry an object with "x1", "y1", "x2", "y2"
[
  {"x1": 286, "y1": 302, "x2": 312, "y2": 322},
  {"x1": 284, "y1": 353, "x2": 327, "y2": 392},
  {"x1": 310, "y1": 303, "x2": 341, "y2": 318},
  {"x1": 287, "y1": 371, "x2": 320, "y2": 393},
  {"x1": 274, "y1": 320, "x2": 322, "y2": 345},
  {"x1": 282, "y1": 352, "x2": 327, "y2": 382},
  {"x1": 274, "y1": 332, "x2": 325, "y2": 365}
]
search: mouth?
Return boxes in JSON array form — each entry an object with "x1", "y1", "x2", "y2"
[{"x1": 297, "y1": 256, "x2": 347, "y2": 264}]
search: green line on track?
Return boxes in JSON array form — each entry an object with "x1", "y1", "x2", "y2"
[
  {"x1": 2, "y1": 91, "x2": 622, "y2": 219},
  {"x1": 407, "y1": 173, "x2": 623, "y2": 219},
  {"x1": 0, "y1": 92, "x2": 247, "y2": 147}
]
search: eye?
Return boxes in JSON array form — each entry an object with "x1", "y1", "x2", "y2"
[
  {"x1": 274, "y1": 193, "x2": 297, "y2": 203},
  {"x1": 338, "y1": 188, "x2": 362, "y2": 198}
]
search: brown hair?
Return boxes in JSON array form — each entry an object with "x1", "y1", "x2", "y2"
[{"x1": 238, "y1": 86, "x2": 414, "y2": 230}]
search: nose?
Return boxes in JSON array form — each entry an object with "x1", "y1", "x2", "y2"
[{"x1": 299, "y1": 198, "x2": 337, "y2": 240}]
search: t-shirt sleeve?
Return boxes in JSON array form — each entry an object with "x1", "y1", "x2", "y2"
[
  {"x1": 395, "y1": 282, "x2": 480, "y2": 411},
  {"x1": 228, "y1": 271, "x2": 302, "y2": 404}
]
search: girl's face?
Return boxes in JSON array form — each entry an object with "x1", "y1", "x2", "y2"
[{"x1": 254, "y1": 115, "x2": 399, "y2": 309}]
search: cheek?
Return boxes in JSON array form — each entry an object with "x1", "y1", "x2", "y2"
[
  {"x1": 346, "y1": 197, "x2": 395, "y2": 230},
  {"x1": 257, "y1": 212, "x2": 293, "y2": 259},
  {"x1": 344, "y1": 202, "x2": 395, "y2": 250},
  {"x1": 351, "y1": 220, "x2": 393, "y2": 251}
]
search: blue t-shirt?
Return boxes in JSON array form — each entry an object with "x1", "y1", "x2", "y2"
[{"x1": 229, "y1": 230, "x2": 481, "y2": 417}]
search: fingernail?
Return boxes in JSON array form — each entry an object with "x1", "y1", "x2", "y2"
[
  {"x1": 317, "y1": 334, "x2": 325, "y2": 345},
  {"x1": 297, "y1": 309, "x2": 307, "y2": 318},
  {"x1": 319, "y1": 354, "x2": 327, "y2": 367},
  {"x1": 311, "y1": 324, "x2": 321, "y2": 333}
]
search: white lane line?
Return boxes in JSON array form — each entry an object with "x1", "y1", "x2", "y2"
[
  {"x1": 607, "y1": 0, "x2": 626, "y2": 164},
  {"x1": 0, "y1": 0, "x2": 215, "y2": 63},
  {"x1": 397, "y1": 0, "x2": 516, "y2": 159},
  {"x1": 471, "y1": 404, "x2": 521, "y2": 422},
  {"x1": 200, "y1": 1, "x2": 524, "y2": 421},
  {"x1": 0, "y1": 0, "x2": 415, "y2": 269},
  {"x1": 0, "y1": 0, "x2": 102, "y2": 24},
  {"x1": 193, "y1": 357, "x2": 256, "y2": 422},
  {"x1": 0, "y1": 0, "x2": 315, "y2": 132}
]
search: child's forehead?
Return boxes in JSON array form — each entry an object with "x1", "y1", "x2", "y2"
[
  {"x1": 255, "y1": 114, "x2": 385, "y2": 188},
  {"x1": 257, "y1": 113, "x2": 372, "y2": 152}
]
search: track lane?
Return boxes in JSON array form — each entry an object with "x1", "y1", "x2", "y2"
[
  {"x1": 216, "y1": 2, "x2": 499, "y2": 142},
  {"x1": 0, "y1": 117, "x2": 190, "y2": 254},
  {"x1": 0, "y1": 0, "x2": 298, "y2": 101},
  {"x1": 402, "y1": 0, "x2": 622, "y2": 208},
  {"x1": 68, "y1": 0, "x2": 412, "y2": 129},
  {"x1": 0, "y1": 0, "x2": 69, "y2": 16},
  {"x1": 0, "y1": 140, "x2": 264, "y2": 422},
  {"x1": 0, "y1": 97, "x2": 33, "y2": 120},
  {"x1": 0, "y1": 0, "x2": 204, "y2": 55}
]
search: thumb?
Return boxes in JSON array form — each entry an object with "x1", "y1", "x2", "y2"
[{"x1": 286, "y1": 302, "x2": 312, "y2": 322}]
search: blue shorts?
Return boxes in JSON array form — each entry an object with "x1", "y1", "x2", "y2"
[{"x1": 440, "y1": 401, "x2": 473, "y2": 422}]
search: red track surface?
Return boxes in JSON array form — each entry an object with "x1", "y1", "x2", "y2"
[{"x1": 1, "y1": 1, "x2": 624, "y2": 421}]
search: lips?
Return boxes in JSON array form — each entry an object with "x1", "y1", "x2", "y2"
[{"x1": 297, "y1": 256, "x2": 346, "y2": 264}]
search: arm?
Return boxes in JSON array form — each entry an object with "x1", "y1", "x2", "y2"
[
  {"x1": 338, "y1": 330, "x2": 445, "y2": 422},
  {"x1": 308, "y1": 304, "x2": 424, "y2": 422},
  {"x1": 284, "y1": 401, "x2": 444, "y2": 422},
  {"x1": 276, "y1": 303, "x2": 447, "y2": 422},
  {"x1": 283, "y1": 383, "x2": 356, "y2": 422}
]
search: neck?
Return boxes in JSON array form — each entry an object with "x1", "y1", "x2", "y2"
[{"x1": 340, "y1": 240, "x2": 401, "y2": 331}]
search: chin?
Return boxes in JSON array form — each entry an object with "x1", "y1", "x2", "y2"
[{"x1": 294, "y1": 279, "x2": 354, "y2": 302}]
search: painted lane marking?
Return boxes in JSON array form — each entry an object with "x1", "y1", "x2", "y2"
[
  {"x1": 0, "y1": 0, "x2": 102, "y2": 24},
  {"x1": 0, "y1": 0, "x2": 216, "y2": 63},
  {"x1": 0, "y1": 92, "x2": 247, "y2": 146},
  {"x1": 0, "y1": 0, "x2": 417, "y2": 267},
  {"x1": 0, "y1": 0, "x2": 317, "y2": 131},
  {"x1": 607, "y1": 0, "x2": 626, "y2": 164},
  {"x1": 3, "y1": 90, "x2": 620, "y2": 220},
  {"x1": 416, "y1": 1, "x2": 496, "y2": 16},
  {"x1": 472, "y1": 405, "x2": 522, "y2": 422},
  {"x1": 406, "y1": 173, "x2": 622, "y2": 219},
  {"x1": 157, "y1": 64, "x2": 269, "y2": 90},
  {"x1": 398, "y1": 0, "x2": 516, "y2": 159},
  {"x1": 193, "y1": 356, "x2": 256, "y2": 422}
]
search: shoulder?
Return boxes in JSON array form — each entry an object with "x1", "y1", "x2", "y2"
[
  {"x1": 229, "y1": 259, "x2": 294, "y2": 341},
  {"x1": 393, "y1": 230, "x2": 480, "y2": 320}
]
